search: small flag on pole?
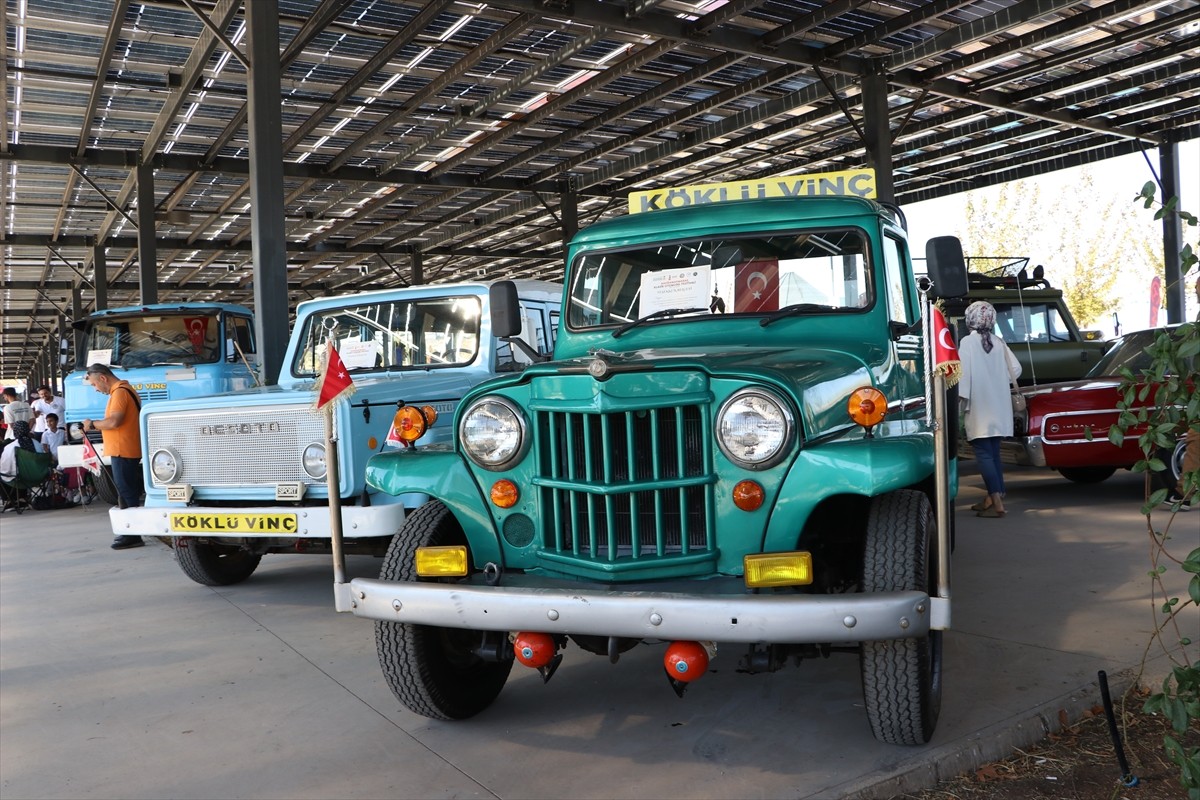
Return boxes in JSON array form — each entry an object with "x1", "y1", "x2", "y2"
[
  {"x1": 314, "y1": 344, "x2": 357, "y2": 410},
  {"x1": 81, "y1": 437, "x2": 103, "y2": 476},
  {"x1": 384, "y1": 421, "x2": 407, "y2": 449},
  {"x1": 930, "y1": 305, "x2": 961, "y2": 388}
]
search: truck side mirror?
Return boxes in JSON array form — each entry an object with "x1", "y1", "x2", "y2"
[
  {"x1": 490, "y1": 280, "x2": 522, "y2": 338},
  {"x1": 925, "y1": 236, "x2": 969, "y2": 298}
]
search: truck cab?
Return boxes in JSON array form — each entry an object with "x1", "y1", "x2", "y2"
[
  {"x1": 336, "y1": 176, "x2": 968, "y2": 746},
  {"x1": 65, "y1": 303, "x2": 257, "y2": 503},
  {"x1": 108, "y1": 281, "x2": 560, "y2": 586}
]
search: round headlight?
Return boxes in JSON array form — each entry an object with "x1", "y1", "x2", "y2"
[
  {"x1": 459, "y1": 396, "x2": 527, "y2": 470},
  {"x1": 150, "y1": 447, "x2": 180, "y2": 483},
  {"x1": 302, "y1": 442, "x2": 327, "y2": 480},
  {"x1": 716, "y1": 388, "x2": 794, "y2": 469},
  {"x1": 68, "y1": 422, "x2": 85, "y2": 442}
]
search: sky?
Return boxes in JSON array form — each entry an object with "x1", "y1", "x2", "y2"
[{"x1": 905, "y1": 139, "x2": 1200, "y2": 337}]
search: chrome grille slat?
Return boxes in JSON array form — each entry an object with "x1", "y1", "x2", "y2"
[{"x1": 145, "y1": 405, "x2": 325, "y2": 488}]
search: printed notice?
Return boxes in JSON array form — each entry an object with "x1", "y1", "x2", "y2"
[{"x1": 639, "y1": 267, "x2": 712, "y2": 317}]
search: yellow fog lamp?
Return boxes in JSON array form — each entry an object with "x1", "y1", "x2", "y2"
[
  {"x1": 393, "y1": 405, "x2": 431, "y2": 443},
  {"x1": 848, "y1": 387, "x2": 887, "y2": 432},
  {"x1": 414, "y1": 545, "x2": 469, "y2": 577},
  {"x1": 743, "y1": 552, "x2": 813, "y2": 588}
]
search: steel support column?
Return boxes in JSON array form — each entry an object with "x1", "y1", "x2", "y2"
[
  {"x1": 862, "y1": 62, "x2": 895, "y2": 205},
  {"x1": 135, "y1": 157, "x2": 158, "y2": 304},
  {"x1": 72, "y1": 284, "x2": 84, "y2": 366},
  {"x1": 1159, "y1": 142, "x2": 1184, "y2": 324},
  {"x1": 561, "y1": 192, "x2": 578, "y2": 250},
  {"x1": 411, "y1": 250, "x2": 423, "y2": 285},
  {"x1": 92, "y1": 242, "x2": 108, "y2": 311},
  {"x1": 246, "y1": 0, "x2": 290, "y2": 385}
]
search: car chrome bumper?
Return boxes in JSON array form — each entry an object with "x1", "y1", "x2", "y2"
[
  {"x1": 109, "y1": 503, "x2": 406, "y2": 539},
  {"x1": 341, "y1": 579, "x2": 933, "y2": 643},
  {"x1": 1000, "y1": 436, "x2": 1045, "y2": 467}
]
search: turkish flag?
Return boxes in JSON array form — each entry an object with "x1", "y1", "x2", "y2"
[
  {"x1": 931, "y1": 306, "x2": 961, "y2": 387},
  {"x1": 183, "y1": 317, "x2": 210, "y2": 354},
  {"x1": 734, "y1": 259, "x2": 779, "y2": 313},
  {"x1": 81, "y1": 437, "x2": 103, "y2": 476},
  {"x1": 315, "y1": 345, "x2": 356, "y2": 410}
]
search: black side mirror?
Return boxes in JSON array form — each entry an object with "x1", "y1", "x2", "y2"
[
  {"x1": 489, "y1": 280, "x2": 522, "y2": 338},
  {"x1": 925, "y1": 236, "x2": 969, "y2": 298}
]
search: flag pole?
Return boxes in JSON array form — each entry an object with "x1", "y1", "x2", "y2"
[
  {"x1": 326, "y1": 403, "x2": 347, "y2": 587},
  {"x1": 920, "y1": 282, "x2": 952, "y2": 608}
]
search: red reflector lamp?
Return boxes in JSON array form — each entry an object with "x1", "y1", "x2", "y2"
[{"x1": 732, "y1": 479, "x2": 764, "y2": 511}]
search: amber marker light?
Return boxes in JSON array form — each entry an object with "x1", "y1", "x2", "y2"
[
  {"x1": 491, "y1": 479, "x2": 519, "y2": 508},
  {"x1": 732, "y1": 479, "x2": 764, "y2": 511},
  {"x1": 744, "y1": 552, "x2": 814, "y2": 588},
  {"x1": 415, "y1": 545, "x2": 469, "y2": 577},
  {"x1": 367, "y1": 436, "x2": 378, "y2": 450},
  {"x1": 421, "y1": 405, "x2": 439, "y2": 426},
  {"x1": 848, "y1": 387, "x2": 888, "y2": 429},
  {"x1": 394, "y1": 406, "x2": 428, "y2": 442}
]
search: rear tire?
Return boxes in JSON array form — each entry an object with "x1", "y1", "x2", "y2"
[
  {"x1": 1058, "y1": 466, "x2": 1116, "y2": 483},
  {"x1": 375, "y1": 501, "x2": 512, "y2": 720},
  {"x1": 175, "y1": 539, "x2": 262, "y2": 586},
  {"x1": 860, "y1": 490, "x2": 942, "y2": 746}
]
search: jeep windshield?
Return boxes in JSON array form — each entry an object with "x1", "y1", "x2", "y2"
[
  {"x1": 292, "y1": 295, "x2": 482, "y2": 377},
  {"x1": 567, "y1": 229, "x2": 871, "y2": 331},
  {"x1": 82, "y1": 312, "x2": 224, "y2": 367}
]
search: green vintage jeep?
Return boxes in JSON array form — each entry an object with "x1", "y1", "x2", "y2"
[{"x1": 334, "y1": 183, "x2": 968, "y2": 745}]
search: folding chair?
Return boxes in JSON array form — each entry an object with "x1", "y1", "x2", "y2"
[{"x1": 1, "y1": 449, "x2": 54, "y2": 514}]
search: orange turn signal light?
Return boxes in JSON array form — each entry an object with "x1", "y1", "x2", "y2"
[
  {"x1": 848, "y1": 387, "x2": 888, "y2": 429},
  {"x1": 393, "y1": 406, "x2": 429, "y2": 442},
  {"x1": 421, "y1": 405, "x2": 439, "y2": 427},
  {"x1": 491, "y1": 479, "x2": 519, "y2": 508},
  {"x1": 732, "y1": 480, "x2": 764, "y2": 511}
]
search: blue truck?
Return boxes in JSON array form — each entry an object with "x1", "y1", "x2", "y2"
[
  {"x1": 65, "y1": 302, "x2": 258, "y2": 504},
  {"x1": 108, "y1": 281, "x2": 561, "y2": 586}
]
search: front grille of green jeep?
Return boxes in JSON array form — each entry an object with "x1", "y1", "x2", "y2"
[{"x1": 534, "y1": 404, "x2": 716, "y2": 577}]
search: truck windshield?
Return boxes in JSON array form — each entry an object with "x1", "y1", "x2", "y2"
[
  {"x1": 292, "y1": 296, "x2": 482, "y2": 377},
  {"x1": 83, "y1": 313, "x2": 224, "y2": 367},
  {"x1": 567, "y1": 228, "x2": 871, "y2": 330}
]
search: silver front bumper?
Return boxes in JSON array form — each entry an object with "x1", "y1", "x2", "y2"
[
  {"x1": 110, "y1": 503, "x2": 406, "y2": 539},
  {"x1": 341, "y1": 579, "x2": 933, "y2": 643}
]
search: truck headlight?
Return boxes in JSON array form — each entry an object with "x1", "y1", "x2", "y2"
[
  {"x1": 68, "y1": 422, "x2": 85, "y2": 443},
  {"x1": 716, "y1": 388, "x2": 794, "y2": 469},
  {"x1": 302, "y1": 443, "x2": 327, "y2": 480},
  {"x1": 150, "y1": 447, "x2": 181, "y2": 483},
  {"x1": 460, "y1": 396, "x2": 527, "y2": 470}
]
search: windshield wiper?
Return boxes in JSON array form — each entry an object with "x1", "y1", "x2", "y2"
[
  {"x1": 612, "y1": 307, "x2": 709, "y2": 338},
  {"x1": 760, "y1": 303, "x2": 826, "y2": 327}
]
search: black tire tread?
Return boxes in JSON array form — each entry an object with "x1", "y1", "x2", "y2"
[
  {"x1": 860, "y1": 489, "x2": 942, "y2": 746},
  {"x1": 374, "y1": 501, "x2": 511, "y2": 720},
  {"x1": 1058, "y1": 466, "x2": 1117, "y2": 484},
  {"x1": 175, "y1": 540, "x2": 262, "y2": 586}
]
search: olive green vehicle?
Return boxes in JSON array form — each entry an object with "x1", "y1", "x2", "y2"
[
  {"x1": 333, "y1": 183, "x2": 969, "y2": 746},
  {"x1": 938, "y1": 259, "x2": 1109, "y2": 385}
]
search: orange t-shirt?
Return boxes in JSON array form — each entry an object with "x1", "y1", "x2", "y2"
[{"x1": 102, "y1": 379, "x2": 142, "y2": 458}]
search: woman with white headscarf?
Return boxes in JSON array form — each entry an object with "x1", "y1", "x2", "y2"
[{"x1": 958, "y1": 300, "x2": 1022, "y2": 517}]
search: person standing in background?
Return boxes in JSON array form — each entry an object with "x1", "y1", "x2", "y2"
[
  {"x1": 2, "y1": 388, "x2": 33, "y2": 441},
  {"x1": 958, "y1": 300, "x2": 1022, "y2": 518},
  {"x1": 81, "y1": 364, "x2": 145, "y2": 549},
  {"x1": 31, "y1": 385, "x2": 65, "y2": 442}
]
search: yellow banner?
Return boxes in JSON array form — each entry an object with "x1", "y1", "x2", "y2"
[
  {"x1": 170, "y1": 512, "x2": 298, "y2": 534},
  {"x1": 628, "y1": 168, "x2": 876, "y2": 214}
]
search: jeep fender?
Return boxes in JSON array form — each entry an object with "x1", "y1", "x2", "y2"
[
  {"x1": 762, "y1": 436, "x2": 936, "y2": 553},
  {"x1": 365, "y1": 450, "x2": 503, "y2": 564}
]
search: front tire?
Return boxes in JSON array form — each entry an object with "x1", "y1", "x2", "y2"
[
  {"x1": 375, "y1": 500, "x2": 512, "y2": 720},
  {"x1": 175, "y1": 539, "x2": 262, "y2": 586},
  {"x1": 860, "y1": 490, "x2": 943, "y2": 746},
  {"x1": 1058, "y1": 466, "x2": 1116, "y2": 483}
]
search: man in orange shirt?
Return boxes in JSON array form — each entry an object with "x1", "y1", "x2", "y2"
[{"x1": 82, "y1": 364, "x2": 145, "y2": 549}]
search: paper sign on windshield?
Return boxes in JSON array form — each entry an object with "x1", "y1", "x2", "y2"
[
  {"x1": 86, "y1": 348, "x2": 113, "y2": 366},
  {"x1": 639, "y1": 267, "x2": 712, "y2": 318}
]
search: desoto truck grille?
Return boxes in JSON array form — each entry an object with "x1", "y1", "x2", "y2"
[
  {"x1": 145, "y1": 405, "x2": 326, "y2": 487},
  {"x1": 535, "y1": 405, "x2": 714, "y2": 563}
]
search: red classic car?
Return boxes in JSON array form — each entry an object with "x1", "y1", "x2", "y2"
[{"x1": 1000, "y1": 326, "x2": 1189, "y2": 484}]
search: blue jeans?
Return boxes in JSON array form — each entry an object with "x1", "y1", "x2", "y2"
[
  {"x1": 110, "y1": 456, "x2": 144, "y2": 510},
  {"x1": 971, "y1": 438, "x2": 1005, "y2": 496}
]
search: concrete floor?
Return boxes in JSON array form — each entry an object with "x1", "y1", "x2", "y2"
[{"x1": 1, "y1": 464, "x2": 1196, "y2": 800}]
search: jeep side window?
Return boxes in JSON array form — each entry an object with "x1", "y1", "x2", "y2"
[
  {"x1": 882, "y1": 234, "x2": 916, "y2": 325},
  {"x1": 996, "y1": 303, "x2": 1070, "y2": 343}
]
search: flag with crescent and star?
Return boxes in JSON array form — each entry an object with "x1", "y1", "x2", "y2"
[
  {"x1": 733, "y1": 259, "x2": 779, "y2": 312},
  {"x1": 930, "y1": 304, "x2": 961, "y2": 388},
  {"x1": 182, "y1": 317, "x2": 210, "y2": 354},
  {"x1": 314, "y1": 344, "x2": 357, "y2": 410}
]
